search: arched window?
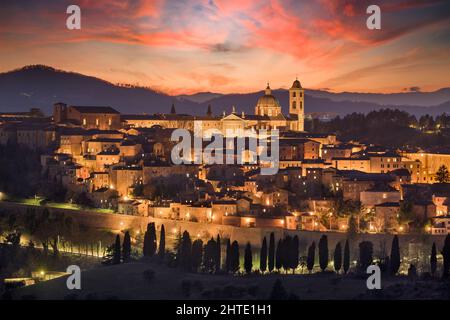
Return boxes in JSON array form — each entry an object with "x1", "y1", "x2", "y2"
[
  {"x1": 292, "y1": 101, "x2": 296, "y2": 109},
  {"x1": 300, "y1": 101, "x2": 303, "y2": 109},
  {"x1": 292, "y1": 92, "x2": 296, "y2": 98}
]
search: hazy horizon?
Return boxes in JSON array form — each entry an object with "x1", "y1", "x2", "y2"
[{"x1": 3, "y1": 64, "x2": 450, "y2": 97}]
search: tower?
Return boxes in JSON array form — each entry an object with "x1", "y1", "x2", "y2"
[{"x1": 289, "y1": 78, "x2": 304, "y2": 131}]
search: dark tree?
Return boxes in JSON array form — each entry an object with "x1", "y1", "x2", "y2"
[
  {"x1": 269, "y1": 279, "x2": 288, "y2": 300},
  {"x1": 442, "y1": 234, "x2": 450, "y2": 279},
  {"x1": 158, "y1": 224, "x2": 165, "y2": 259},
  {"x1": 143, "y1": 223, "x2": 157, "y2": 257},
  {"x1": 291, "y1": 235, "x2": 299, "y2": 273},
  {"x1": 343, "y1": 239, "x2": 350, "y2": 274},
  {"x1": 390, "y1": 235, "x2": 401, "y2": 275},
  {"x1": 230, "y1": 240, "x2": 240, "y2": 273},
  {"x1": 170, "y1": 103, "x2": 176, "y2": 114},
  {"x1": 306, "y1": 242, "x2": 316, "y2": 273},
  {"x1": 191, "y1": 239, "x2": 203, "y2": 272},
  {"x1": 149, "y1": 223, "x2": 157, "y2": 256},
  {"x1": 318, "y1": 235, "x2": 329, "y2": 271},
  {"x1": 143, "y1": 225, "x2": 150, "y2": 257},
  {"x1": 430, "y1": 242, "x2": 437, "y2": 276},
  {"x1": 260, "y1": 237, "x2": 267, "y2": 273},
  {"x1": 275, "y1": 239, "x2": 283, "y2": 271},
  {"x1": 113, "y1": 235, "x2": 121, "y2": 265},
  {"x1": 268, "y1": 232, "x2": 275, "y2": 272},
  {"x1": 333, "y1": 242, "x2": 342, "y2": 273},
  {"x1": 281, "y1": 236, "x2": 291, "y2": 272},
  {"x1": 122, "y1": 231, "x2": 131, "y2": 262},
  {"x1": 359, "y1": 241, "x2": 373, "y2": 271},
  {"x1": 179, "y1": 231, "x2": 192, "y2": 271},
  {"x1": 203, "y1": 237, "x2": 217, "y2": 273},
  {"x1": 244, "y1": 242, "x2": 253, "y2": 274},
  {"x1": 435, "y1": 165, "x2": 450, "y2": 183},
  {"x1": 225, "y1": 238, "x2": 231, "y2": 273},
  {"x1": 347, "y1": 215, "x2": 358, "y2": 239},
  {"x1": 216, "y1": 234, "x2": 221, "y2": 272}
]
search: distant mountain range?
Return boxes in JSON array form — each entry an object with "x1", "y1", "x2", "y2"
[{"x1": 1, "y1": 65, "x2": 450, "y2": 118}]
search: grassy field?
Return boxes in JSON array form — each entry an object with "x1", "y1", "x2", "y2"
[{"x1": 11, "y1": 259, "x2": 449, "y2": 300}]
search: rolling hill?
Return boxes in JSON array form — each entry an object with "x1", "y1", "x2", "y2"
[{"x1": 1, "y1": 65, "x2": 450, "y2": 118}]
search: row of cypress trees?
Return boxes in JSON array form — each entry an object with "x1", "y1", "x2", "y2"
[
  {"x1": 177, "y1": 232, "x2": 254, "y2": 274},
  {"x1": 259, "y1": 233, "x2": 350, "y2": 274},
  {"x1": 258, "y1": 233, "x2": 450, "y2": 276},
  {"x1": 112, "y1": 224, "x2": 450, "y2": 278}
]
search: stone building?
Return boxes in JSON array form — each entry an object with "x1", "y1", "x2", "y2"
[{"x1": 53, "y1": 104, "x2": 121, "y2": 130}]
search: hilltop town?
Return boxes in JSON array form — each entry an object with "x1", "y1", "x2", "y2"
[{"x1": 1, "y1": 78, "x2": 450, "y2": 237}]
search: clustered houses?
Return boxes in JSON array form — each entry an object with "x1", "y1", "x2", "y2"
[{"x1": 2, "y1": 79, "x2": 450, "y2": 234}]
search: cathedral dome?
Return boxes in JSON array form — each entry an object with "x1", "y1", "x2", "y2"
[
  {"x1": 255, "y1": 83, "x2": 282, "y2": 116},
  {"x1": 256, "y1": 94, "x2": 281, "y2": 109},
  {"x1": 291, "y1": 79, "x2": 302, "y2": 89}
]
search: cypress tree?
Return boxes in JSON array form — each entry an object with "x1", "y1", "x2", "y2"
[
  {"x1": 149, "y1": 223, "x2": 157, "y2": 256},
  {"x1": 359, "y1": 241, "x2": 373, "y2": 272},
  {"x1": 180, "y1": 231, "x2": 192, "y2": 271},
  {"x1": 203, "y1": 237, "x2": 216, "y2": 273},
  {"x1": 122, "y1": 231, "x2": 131, "y2": 262},
  {"x1": 282, "y1": 236, "x2": 291, "y2": 272},
  {"x1": 225, "y1": 238, "x2": 231, "y2": 273},
  {"x1": 333, "y1": 242, "x2": 342, "y2": 273},
  {"x1": 143, "y1": 223, "x2": 151, "y2": 257},
  {"x1": 113, "y1": 234, "x2": 121, "y2": 265},
  {"x1": 191, "y1": 239, "x2": 203, "y2": 272},
  {"x1": 268, "y1": 232, "x2": 275, "y2": 272},
  {"x1": 306, "y1": 242, "x2": 315, "y2": 273},
  {"x1": 291, "y1": 235, "x2": 299, "y2": 273},
  {"x1": 343, "y1": 239, "x2": 350, "y2": 274},
  {"x1": 390, "y1": 235, "x2": 401, "y2": 275},
  {"x1": 260, "y1": 237, "x2": 267, "y2": 273},
  {"x1": 348, "y1": 214, "x2": 358, "y2": 240},
  {"x1": 275, "y1": 239, "x2": 283, "y2": 271},
  {"x1": 203, "y1": 237, "x2": 217, "y2": 273},
  {"x1": 244, "y1": 242, "x2": 253, "y2": 274},
  {"x1": 230, "y1": 240, "x2": 240, "y2": 273},
  {"x1": 430, "y1": 242, "x2": 437, "y2": 276},
  {"x1": 216, "y1": 234, "x2": 221, "y2": 272},
  {"x1": 158, "y1": 224, "x2": 165, "y2": 259},
  {"x1": 442, "y1": 234, "x2": 450, "y2": 279},
  {"x1": 318, "y1": 235, "x2": 329, "y2": 272}
]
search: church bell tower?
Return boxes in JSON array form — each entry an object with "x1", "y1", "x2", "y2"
[{"x1": 289, "y1": 78, "x2": 304, "y2": 131}]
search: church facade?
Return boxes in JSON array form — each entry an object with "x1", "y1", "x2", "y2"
[{"x1": 122, "y1": 79, "x2": 305, "y2": 137}]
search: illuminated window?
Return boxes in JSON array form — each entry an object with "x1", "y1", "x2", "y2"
[{"x1": 82, "y1": 118, "x2": 87, "y2": 126}]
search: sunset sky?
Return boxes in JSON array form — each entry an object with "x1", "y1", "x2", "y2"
[{"x1": 0, "y1": 0, "x2": 449, "y2": 95}]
